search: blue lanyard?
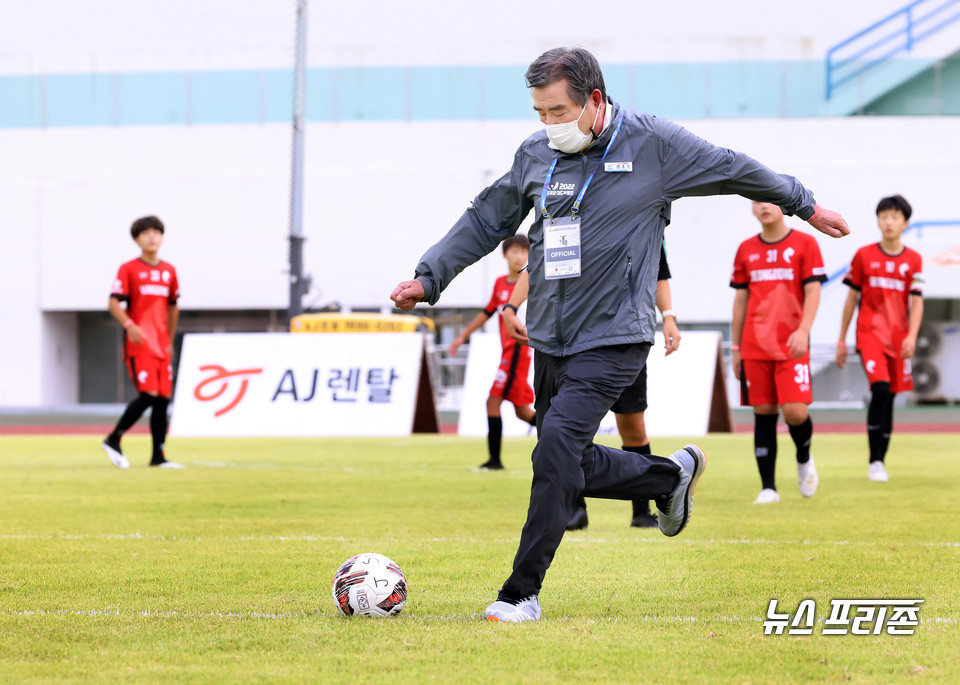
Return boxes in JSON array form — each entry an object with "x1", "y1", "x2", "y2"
[{"x1": 539, "y1": 111, "x2": 624, "y2": 221}]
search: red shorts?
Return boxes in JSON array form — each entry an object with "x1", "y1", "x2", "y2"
[
  {"x1": 127, "y1": 356, "x2": 173, "y2": 397},
  {"x1": 858, "y1": 338, "x2": 913, "y2": 393},
  {"x1": 740, "y1": 354, "x2": 812, "y2": 406},
  {"x1": 490, "y1": 345, "x2": 534, "y2": 406}
]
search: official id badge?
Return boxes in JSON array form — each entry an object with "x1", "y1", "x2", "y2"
[{"x1": 544, "y1": 217, "x2": 582, "y2": 280}]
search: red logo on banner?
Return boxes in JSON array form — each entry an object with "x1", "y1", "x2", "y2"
[{"x1": 194, "y1": 365, "x2": 263, "y2": 417}]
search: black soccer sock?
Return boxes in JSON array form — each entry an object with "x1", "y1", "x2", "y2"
[
  {"x1": 788, "y1": 417, "x2": 813, "y2": 464},
  {"x1": 150, "y1": 396, "x2": 170, "y2": 464},
  {"x1": 625, "y1": 444, "x2": 653, "y2": 516},
  {"x1": 574, "y1": 494, "x2": 587, "y2": 510},
  {"x1": 883, "y1": 392, "x2": 897, "y2": 461},
  {"x1": 486, "y1": 416, "x2": 503, "y2": 465},
  {"x1": 754, "y1": 413, "x2": 778, "y2": 491},
  {"x1": 109, "y1": 393, "x2": 153, "y2": 441},
  {"x1": 868, "y1": 382, "x2": 892, "y2": 463}
]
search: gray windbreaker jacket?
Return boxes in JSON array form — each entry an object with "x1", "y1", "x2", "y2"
[{"x1": 415, "y1": 98, "x2": 816, "y2": 357}]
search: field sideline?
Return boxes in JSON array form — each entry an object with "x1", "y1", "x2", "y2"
[{"x1": 2, "y1": 433, "x2": 959, "y2": 683}]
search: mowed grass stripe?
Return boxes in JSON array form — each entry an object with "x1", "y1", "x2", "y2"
[{"x1": 1, "y1": 433, "x2": 959, "y2": 683}]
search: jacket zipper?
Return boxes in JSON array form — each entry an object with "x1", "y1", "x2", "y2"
[
  {"x1": 555, "y1": 280, "x2": 565, "y2": 355},
  {"x1": 627, "y1": 256, "x2": 635, "y2": 311},
  {"x1": 555, "y1": 152, "x2": 591, "y2": 355}
]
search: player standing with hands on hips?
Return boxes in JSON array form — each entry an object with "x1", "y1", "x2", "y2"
[
  {"x1": 102, "y1": 216, "x2": 184, "y2": 470},
  {"x1": 391, "y1": 47, "x2": 849, "y2": 622}
]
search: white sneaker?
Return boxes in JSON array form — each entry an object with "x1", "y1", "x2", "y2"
[
  {"x1": 101, "y1": 438, "x2": 129, "y2": 469},
  {"x1": 754, "y1": 488, "x2": 780, "y2": 504},
  {"x1": 868, "y1": 461, "x2": 888, "y2": 482},
  {"x1": 797, "y1": 457, "x2": 818, "y2": 498},
  {"x1": 484, "y1": 595, "x2": 541, "y2": 622},
  {"x1": 656, "y1": 444, "x2": 706, "y2": 537},
  {"x1": 154, "y1": 461, "x2": 186, "y2": 469}
]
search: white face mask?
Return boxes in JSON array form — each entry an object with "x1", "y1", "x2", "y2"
[{"x1": 545, "y1": 101, "x2": 600, "y2": 154}]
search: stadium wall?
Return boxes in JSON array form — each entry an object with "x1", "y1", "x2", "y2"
[
  {"x1": 3, "y1": 115, "x2": 958, "y2": 408},
  {"x1": 2, "y1": 0, "x2": 957, "y2": 407}
]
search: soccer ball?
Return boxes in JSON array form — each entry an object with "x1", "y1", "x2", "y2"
[{"x1": 332, "y1": 553, "x2": 407, "y2": 617}]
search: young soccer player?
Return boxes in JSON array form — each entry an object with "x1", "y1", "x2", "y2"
[
  {"x1": 731, "y1": 202, "x2": 826, "y2": 503},
  {"x1": 101, "y1": 216, "x2": 184, "y2": 469},
  {"x1": 448, "y1": 235, "x2": 536, "y2": 470},
  {"x1": 836, "y1": 195, "x2": 923, "y2": 482},
  {"x1": 502, "y1": 242, "x2": 681, "y2": 528}
]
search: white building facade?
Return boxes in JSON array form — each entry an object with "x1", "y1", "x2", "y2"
[{"x1": 1, "y1": 0, "x2": 958, "y2": 406}]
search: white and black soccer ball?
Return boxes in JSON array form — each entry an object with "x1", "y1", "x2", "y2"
[{"x1": 332, "y1": 553, "x2": 407, "y2": 617}]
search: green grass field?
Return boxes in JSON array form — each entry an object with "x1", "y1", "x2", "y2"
[{"x1": 2, "y1": 432, "x2": 959, "y2": 683}]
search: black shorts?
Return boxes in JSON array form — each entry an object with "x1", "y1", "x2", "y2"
[{"x1": 610, "y1": 365, "x2": 647, "y2": 415}]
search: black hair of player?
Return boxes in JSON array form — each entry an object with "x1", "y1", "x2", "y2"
[
  {"x1": 502, "y1": 234, "x2": 531, "y2": 254},
  {"x1": 130, "y1": 216, "x2": 165, "y2": 239},
  {"x1": 876, "y1": 195, "x2": 912, "y2": 221}
]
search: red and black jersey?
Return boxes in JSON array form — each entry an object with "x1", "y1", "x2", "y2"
[
  {"x1": 110, "y1": 258, "x2": 180, "y2": 360},
  {"x1": 730, "y1": 229, "x2": 826, "y2": 361},
  {"x1": 843, "y1": 243, "x2": 923, "y2": 357},
  {"x1": 484, "y1": 275, "x2": 523, "y2": 352}
]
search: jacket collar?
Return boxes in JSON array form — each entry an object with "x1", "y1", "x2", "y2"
[{"x1": 590, "y1": 97, "x2": 620, "y2": 148}]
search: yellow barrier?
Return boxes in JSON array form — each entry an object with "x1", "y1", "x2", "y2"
[{"x1": 290, "y1": 313, "x2": 436, "y2": 334}]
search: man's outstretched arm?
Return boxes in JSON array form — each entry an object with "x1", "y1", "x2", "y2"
[
  {"x1": 657, "y1": 119, "x2": 849, "y2": 239},
  {"x1": 391, "y1": 148, "x2": 533, "y2": 309}
]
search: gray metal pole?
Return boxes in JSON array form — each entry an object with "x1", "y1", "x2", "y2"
[{"x1": 288, "y1": 0, "x2": 308, "y2": 320}]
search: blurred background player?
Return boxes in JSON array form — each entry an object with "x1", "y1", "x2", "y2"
[
  {"x1": 502, "y1": 242, "x2": 681, "y2": 528},
  {"x1": 101, "y1": 216, "x2": 184, "y2": 469},
  {"x1": 836, "y1": 195, "x2": 924, "y2": 482},
  {"x1": 731, "y1": 202, "x2": 826, "y2": 503},
  {"x1": 449, "y1": 235, "x2": 536, "y2": 470}
]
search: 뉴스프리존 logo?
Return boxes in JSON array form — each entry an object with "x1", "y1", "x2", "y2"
[
  {"x1": 763, "y1": 598, "x2": 923, "y2": 636},
  {"x1": 193, "y1": 364, "x2": 263, "y2": 417}
]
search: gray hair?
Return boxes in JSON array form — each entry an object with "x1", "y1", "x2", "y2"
[{"x1": 525, "y1": 47, "x2": 607, "y2": 106}]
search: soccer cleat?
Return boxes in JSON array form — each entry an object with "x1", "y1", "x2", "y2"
[
  {"x1": 478, "y1": 461, "x2": 504, "y2": 471},
  {"x1": 101, "y1": 437, "x2": 129, "y2": 469},
  {"x1": 484, "y1": 595, "x2": 541, "y2": 622},
  {"x1": 151, "y1": 460, "x2": 186, "y2": 469},
  {"x1": 656, "y1": 444, "x2": 706, "y2": 537},
  {"x1": 868, "y1": 461, "x2": 889, "y2": 482},
  {"x1": 630, "y1": 512, "x2": 658, "y2": 528},
  {"x1": 797, "y1": 456, "x2": 818, "y2": 498},
  {"x1": 754, "y1": 488, "x2": 780, "y2": 504},
  {"x1": 566, "y1": 507, "x2": 588, "y2": 531}
]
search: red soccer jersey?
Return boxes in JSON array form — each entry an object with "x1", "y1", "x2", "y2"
[
  {"x1": 484, "y1": 274, "x2": 521, "y2": 351},
  {"x1": 843, "y1": 243, "x2": 923, "y2": 357},
  {"x1": 730, "y1": 229, "x2": 826, "y2": 361},
  {"x1": 110, "y1": 258, "x2": 180, "y2": 360}
]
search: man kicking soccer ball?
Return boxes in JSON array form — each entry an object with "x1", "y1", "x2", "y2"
[
  {"x1": 391, "y1": 47, "x2": 847, "y2": 622},
  {"x1": 101, "y1": 216, "x2": 184, "y2": 469}
]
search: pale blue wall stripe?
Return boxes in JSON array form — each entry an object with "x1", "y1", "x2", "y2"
[{"x1": 0, "y1": 59, "x2": 949, "y2": 129}]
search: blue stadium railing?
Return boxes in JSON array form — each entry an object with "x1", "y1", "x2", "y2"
[
  {"x1": 826, "y1": 0, "x2": 960, "y2": 100},
  {"x1": 822, "y1": 220, "x2": 960, "y2": 288}
]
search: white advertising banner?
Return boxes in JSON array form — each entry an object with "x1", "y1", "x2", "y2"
[
  {"x1": 171, "y1": 333, "x2": 425, "y2": 437},
  {"x1": 458, "y1": 331, "x2": 725, "y2": 438},
  {"x1": 457, "y1": 333, "x2": 537, "y2": 439}
]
